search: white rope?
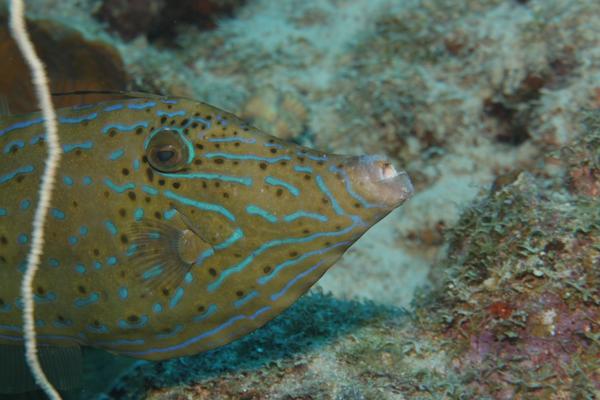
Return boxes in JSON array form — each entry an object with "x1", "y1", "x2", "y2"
[{"x1": 9, "y1": 1, "x2": 62, "y2": 399}]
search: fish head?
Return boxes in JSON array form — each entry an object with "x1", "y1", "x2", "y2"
[
  {"x1": 140, "y1": 121, "x2": 414, "y2": 253},
  {"x1": 51, "y1": 98, "x2": 415, "y2": 359},
  {"x1": 135, "y1": 109, "x2": 414, "y2": 295}
]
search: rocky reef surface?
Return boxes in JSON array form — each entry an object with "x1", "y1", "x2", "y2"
[{"x1": 5, "y1": 0, "x2": 599, "y2": 398}]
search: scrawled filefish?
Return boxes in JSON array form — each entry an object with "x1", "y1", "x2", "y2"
[{"x1": 0, "y1": 94, "x2": 412, "y2": 393}]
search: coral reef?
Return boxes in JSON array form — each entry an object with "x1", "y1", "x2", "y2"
[
  {"x1": 10, "y1": 0, "x2": 600, "y2": 397},
  {"x1": 94, "y1": 0, "x2": 247, "y2": 42}
]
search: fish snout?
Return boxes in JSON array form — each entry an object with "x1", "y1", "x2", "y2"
[{"x1": 344, "y1": 155, "x2": 414, "y2": 210}]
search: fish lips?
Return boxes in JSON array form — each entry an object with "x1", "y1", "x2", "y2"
[{"x1": 344, "y1": 155, "x2": 414, "y2": 210}]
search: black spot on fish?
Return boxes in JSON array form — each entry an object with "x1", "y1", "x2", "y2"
[
  {"x1": 214, "y1": 158, "x2": 224, "y2": 165},
  {"x1": 158, "y1": 179, "x2": 165, "y2": 186},
  {"x1": 223, "y1": 192, "x2": 229, "y2": 198},
  {"x1": 289, "y1": 251, "x2": 298, "y2": 257},
  {"x1": 119, "y1": 208, "x2": 126, "y2": 217},
  {"x1": 160, "y1": 116, "x2": 167, "y2": 124},
  {"x1": 194, "y1": 159, "x2": 202, "y2": 165},
  {"x1": 128, "y1": 192, "x2": 137, "y2": 201},
  {"x1": 72, "y1": 201, "x2": 78, "y2": 208},
  {"x1": 304, "y1": 175, "x2": 311, "y2": 180},
  {"x1": 136, "y1": 127, "x2": 144, "y2": 135},
  {"x1": 120, "y1": 234, "x2": 128, "y2": 244},
  {"x1": 172, "y1": 182, "x2": 181, "y2": 189},
  {"x1": 276, "y1": 189, "x2": 283, "y2": 197},
  {"x1": 259, "y1": 163, "x2": 267, "y2": 170},
  {"x1": 270, "y1": 148, "x2": 277, "y2": 154},
  {"x1": 197, "y1": 305, "x2": 205, "y2": 312},
  {"x1": 127, "y1": 315, "x2": 139, "y2": 323},
  {"x1": 122, "y1": 168, "x2": 130, "y2": 176},
  {"x1": 208, "y1": 268, "x2": 217, "y2": 276},
  {"x1": 93, "y1": 249, "x2": 100, "y2": 256},
  {"x1": 154, "y1": 211, "x2": 161, "y2": 219},
  {"x1": 36, "y1": 286, "x2": 45, "y2": 295},
  {"x1": 146, "y1": 168, "x2": 154, "y2": 182},
  {"x1": 78, "y1": 285, "x2": 86, "y2": 294},
  {"x1": 263, "y1": 265, "x2": 271, "y2": 273},
  {"x1": 236, "y1": 290, "x2": 244, "y2": 297},
  {"x1": 1, "y1": 236, "x2": 8, "y2": 245}
]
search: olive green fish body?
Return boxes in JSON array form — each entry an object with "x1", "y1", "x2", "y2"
[{"x1": 0, "y1": 96, "x2": 412, "y2": 360}]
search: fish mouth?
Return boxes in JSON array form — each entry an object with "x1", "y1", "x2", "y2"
[{"x1": 344, "y1": 155, "x2": 414, "y2": 209}]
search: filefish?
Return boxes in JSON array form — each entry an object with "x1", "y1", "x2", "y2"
[{"x1": 0, "y1": 94, "x2": 413, "y2": 393}]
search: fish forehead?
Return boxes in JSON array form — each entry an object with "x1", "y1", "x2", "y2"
[{"x1": 0, "y1": 96, "x2": 391, "y2": 360}]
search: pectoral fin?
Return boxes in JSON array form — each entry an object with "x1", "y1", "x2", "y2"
[{"x1": 127, "y1": 208, "x2": 214, "y2": 294}]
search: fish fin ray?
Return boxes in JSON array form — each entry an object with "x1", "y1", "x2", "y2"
[
  {"x1": 0, "y1": 96, "x2": 11, "y2": 116},
  {"x1": 0, "y1": 344, "x2": 82, "y2": 394},
  {"x1": 51, "y1": 90, "x2": 195, "y2": 104},
  {"x1": 127, "y1": 214, "x2": 211, "y2": 295}
]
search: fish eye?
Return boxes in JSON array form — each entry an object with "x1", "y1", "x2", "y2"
[{"x1": 147, "y1": 130, "x2": 190, "y2": 172}]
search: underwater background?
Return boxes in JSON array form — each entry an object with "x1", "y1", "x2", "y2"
[{"x1": 1, "y1": 0, "x2": 598, "y2": 398}]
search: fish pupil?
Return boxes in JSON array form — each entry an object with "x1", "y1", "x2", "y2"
[{"x1": 157, "y1": 149, "x2": 175, "y2": 162}]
